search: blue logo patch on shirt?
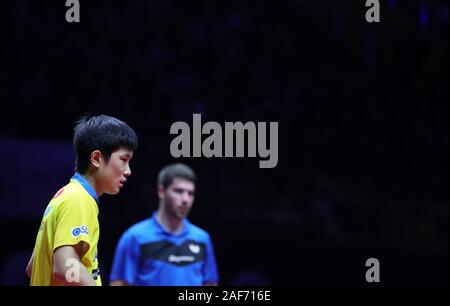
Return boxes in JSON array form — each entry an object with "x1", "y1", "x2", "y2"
[{"x1": 72, "y1": 225, "x2": 88, "y2": 237}]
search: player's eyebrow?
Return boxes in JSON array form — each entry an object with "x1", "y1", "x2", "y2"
[
  {"x1": 121, "y1": 152, "x2": 133, "y2": 159},
  {"x1": 174, "y1": 187, "x2": 195, "y2": 193}
]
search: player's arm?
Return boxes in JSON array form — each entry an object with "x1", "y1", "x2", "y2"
[
  {"x1": 110, "y1": 280, "x2": 131, "y2": 286},
  {"x1": 53, "y1": 241, "x2": 97, "y2": 286},
  {"x1": 202, "y1": 235, "x2": 219, "y2": 286},
  {"x1": 25, "y1": 250, "x2": 34, "y2": 278},
  {"x1": 109, "y1": 232, "x2": 139, "y2": 286}
]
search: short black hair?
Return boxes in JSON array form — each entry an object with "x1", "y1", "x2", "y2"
[
  {"x1": 157, "y1": 163, "x2": 196, "y2": 188},
  {"x1": 73, "y1": 114, "x2": 138, "y2": 174}
]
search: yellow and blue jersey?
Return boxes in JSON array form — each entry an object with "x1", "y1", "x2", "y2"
[
  {"x1": 110, "y1": 212, "x2": 219, "y2": 285},
  {"x1": 30, "y1": 173, "x2": 101, "y2": 286}
]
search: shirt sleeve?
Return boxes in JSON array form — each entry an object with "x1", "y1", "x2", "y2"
[
  {"x1": 110, "y1": 231, "x2": 140, "y2": 285},
  {"x1": 53, "y1": 196, "x2": 98, "y2": 257},
  {"x1": 202, "y1": 234, "x2": 219, "y2": 284}
]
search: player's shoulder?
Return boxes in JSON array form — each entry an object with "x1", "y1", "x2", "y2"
[
  {"x1": 52, "y1": 181, "x2": 96, "y2": 208},
  {"x1": 186, "y1": 221, "x2": 211, "y2": 241},
  {"x1": 125, "y1": 218, "x2": 155, "y2": 238}
]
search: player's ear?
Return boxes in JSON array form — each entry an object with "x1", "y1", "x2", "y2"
[
  {"x1": 90, "y1": 150, "x2": 103, "y2": 169},
  {"x1": 157, "y1": 184, "x2": 165, "y2": 199}
]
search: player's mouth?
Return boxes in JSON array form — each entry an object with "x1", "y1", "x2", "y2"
[{"x1": 119, "y1": 179, "x2": 127, "y2": 188}]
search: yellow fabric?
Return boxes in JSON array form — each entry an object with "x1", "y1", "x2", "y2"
[{"x1": 30, "y1": 179, "x2": 101, "y2": 286}]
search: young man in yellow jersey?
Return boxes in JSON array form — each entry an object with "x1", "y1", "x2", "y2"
[{"x1": 26, "y1": 114, "x2": 138, "y2": 286}]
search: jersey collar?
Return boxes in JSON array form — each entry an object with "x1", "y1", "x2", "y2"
[
  {"x1": 71, "y1": 172, "x2": 100, "y2": 205},
  {"x1": 152, "y1": 211, "x2": 189, "y2": 236}
]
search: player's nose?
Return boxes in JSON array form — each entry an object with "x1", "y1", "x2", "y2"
[
  {"x1": 124, "y1": 164, "x2": 131, "y2": 177},
  {"x1": 181, "y1": 192, "x2": 191, "y2": 203}
]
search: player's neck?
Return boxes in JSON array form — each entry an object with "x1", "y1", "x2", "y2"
[
  {"x1": 157, "y1": 209, "x2": 184, "y2": 234},
  {"x1": 81, "y1": 172, "x2": 103, "y2": 198}
]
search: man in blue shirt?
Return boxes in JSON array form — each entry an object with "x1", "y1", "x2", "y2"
[{"x1": 110, "y1": 163, "x2": 219, "y2": 286}]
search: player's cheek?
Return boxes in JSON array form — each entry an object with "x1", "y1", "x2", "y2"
[{"x1": 114, "y1": 162, "x2": 124, "y2": 176}]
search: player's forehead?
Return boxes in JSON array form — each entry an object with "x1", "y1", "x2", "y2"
[{"x1": 169, "y1": 178, "x2": 195, "y2": 191}]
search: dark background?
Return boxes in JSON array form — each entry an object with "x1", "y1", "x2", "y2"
[{"x1": 0, "y1": 0, "x2": 447, "y2": 286}]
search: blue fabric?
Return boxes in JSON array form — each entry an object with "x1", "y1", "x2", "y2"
[{"x1": 110, "y1": 212, "x2": 219, "y2": 285}]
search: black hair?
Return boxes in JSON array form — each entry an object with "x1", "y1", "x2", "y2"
[
  {"x1": 73, "y1": 114, "x2": 138, "y2": 174},
  {"x1": 157, "y1": 163, "x2": 196, "y2": 188}
]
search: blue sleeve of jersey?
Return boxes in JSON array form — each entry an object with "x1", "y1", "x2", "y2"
[
  {"x1": 110, "y1": 231, "x2": 139, "y2": 285},
  {"x1": 202, "y1": 234, "x2": 219, "y2": 284}
]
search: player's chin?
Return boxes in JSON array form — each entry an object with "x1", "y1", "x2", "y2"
[
  {"x1": 177, "y1": 211, "x2": 189, "y2": 219},
  {"x1": 106, "y1": 187, "x2": 121, "y2": 195}
]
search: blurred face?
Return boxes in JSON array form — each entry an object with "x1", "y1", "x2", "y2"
[
  {"x1": 159, "y1": 178, "x2": 195, "y2": 220},
  {"x1": 96, "y1": 148, "x2": 133, "y2": 195}
]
